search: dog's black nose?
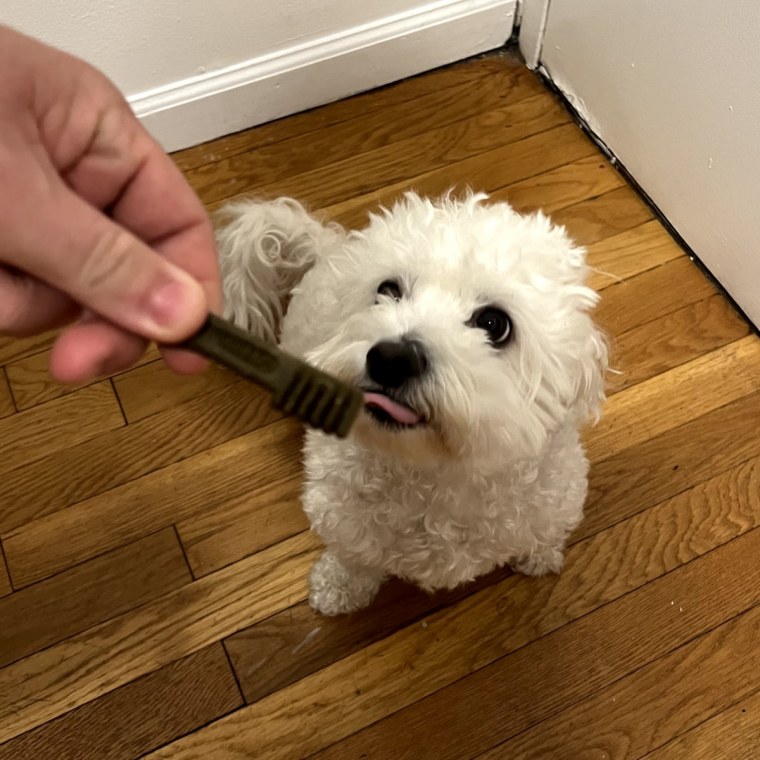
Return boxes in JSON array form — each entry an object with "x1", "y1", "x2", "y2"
[{"x1": 366, "y1": 339, "x2": 428, "y2": 388}]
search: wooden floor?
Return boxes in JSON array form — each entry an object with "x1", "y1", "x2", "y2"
[{"x1": 1, "y1": 51, "x2": 759, "y2": 759}]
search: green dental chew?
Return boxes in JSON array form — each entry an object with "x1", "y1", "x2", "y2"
[{"x1": 180, "y1": 314, "x2": 363, "y2": 438}]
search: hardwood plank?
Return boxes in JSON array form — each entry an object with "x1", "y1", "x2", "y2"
[
  {"x1": 225, "y1": 567, "x2": 513, "y2": 705},
  {"x1": 645, "y1": 687, "x2": 760, "y2": 760},
  {"x1": 586, "y1": 220, "x2": 684, "y2": 292},
  {"x1": 0, "y1": 528, "x2": 190, "y2": 668},
  {"x1": 0, "y1": 542, "x2": 10, "y2": 597},
  {"x1": 314, "y1": 122, "x2": 594, "y2": 226},
  {"x1": 585, "y1": 389, "x2": 760, "y2": 543},
  {"x1": 187, "y1": 69, "x2": 546, "y2": 205},
  {"x1": 608, "y1": 294, "x2": 749, "y2": 393},
  {"x1": 0, "y1": 645, "x2": 242, "y2": 760},
  {"x1": 329, "y1": 178, "x2": 650, "y2": 251},
  {"x1": 492, "y1": 154, "x2": 625, "y2": 214},
  {"x1": 6, "y1": 350, "x2": 92, "y2": 410},
  {"x1": 207, "y1": 99, "x2": 576, "y2": 213},
  {"x1": 587, "y1": 336, "x2": 760, "y2": 463},
  {"x1": 174, "y1": 54, "x2": 527, "y2": 171},
  {"x1": 595, "y1": 256, "x2": 717, "y2": 335},
  {"x1": 324, "y1": 151, "x2": 621, "y2": 232},
  {"x1": 0, "y1": 383, "x2": 123, "y2": 477},
  {"x1": 112, "y1": 359, "x2": 237, "y2": 423},
  {"x1": 0, "y1": 380, "x2": 281, "y2": 537},
  {"x1": 485, "y1": 592, "x2": 760, "y2": 760},
  {"x1": 313, "y1": 474, "x2": 760, "y2": 760},
  {"x1": 177, "y1": 473, "x2": 307, "y2": 578},
  {"x1": 6, "y1": 345, "x2": 159, "y2": 411},
  {"x1": 0, "y1": 369, "x2": 13, "y2": 419},
  {"x1": 550, "y1": 184, "x2": 653, "y2": 247},
  {"x1": 0, "y1": 531, "x2": 319, "y2": 743},
  {"x1": 4, "y1": 418, "x2": 302, "y2": 587},
  {"x1": 0, "y1": 330, "x2": 57, "y2": 366},
  {"x1": 150, "y1": 476, "x2": 760, "y2": 760}
]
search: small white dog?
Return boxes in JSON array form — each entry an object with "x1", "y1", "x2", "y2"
[{"x1": 217, "y1": 192, "x2": 607, "y2": 616}]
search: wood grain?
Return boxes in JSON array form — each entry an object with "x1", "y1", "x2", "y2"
[
  {"x1": 174, "y1": 54, "x2": 525, "y2": 172},
  {"x1": 226, "y1": 565, "x2": 511, "y2": 705},
  {"x1": 5, "y1": 350, "x2": 93, "y2": 410},
  {"x1": 645, "y1": 687, "x2": 760, "y2": 760},
  {"x1": 224, "y1": 121, "x2": 593, "y2": 224},
  {"x1": 486, "y1": 583, "x2": 760, "y2": 760},
  {"x1": 315, "y1": 476, "x2": 760, "y2": 760},
  {"x1": 325, "y1": 150, "x2": 621, "y2": 232},
  {"x1": 0, "y1": 543, "x2": 10, "y2": 597},
  {"x1": 0, "y1": 380, "x2": 281, "y2": 536},
  {"x1": 588, "y1": 336, "x2": 760, "y2": 463},
  {"x1": 585, "y1": 389, "x2": 760, "y2": 542},
  {"x1": 112, "y1": 359, "x2": 237, "y2": 423},
  {"x1": 585, "y1": 220, "x2": 684, "y2": 292},
  {"x1": 177, "y1": 473, "x2": 307, "y2": 578},
  {"x1": 608, "y1": 293, "x2": 749, "y2": 393},
  {"x1": 3, "y1": 418, "x2": 302, "y2": 587},
  {"x1": 0, "y1": 383, "x2": 123, "y2": 478},
  {"x1": 149, "y1": 483, "x2": 760, "y2": 760},
  {"x1": 6, "y1": 345, "x2": 159, "y2": 411},
  {"x1": 595, "y1": 256, "x2": 717, "y2": 335},
  {"x1": 550, "y1": 185, "x2": 652, "y2": 246},
  {"x1": 0, "y1": 531, "x2": 318, "y2": 744},
  {"x1": 0, "y1": 528, "x2": 190, "y2": 668},
  {"x1": 492, "y1": 154, "x2": 625, "y2": 215},
  {"x1": 209, "y1": 104, "x2": 578, "y2": 215},
  {"x1": 187, "y1": 70, "x2": 547, "y2": 205},
  {"x1": 0, "y1": 645, "x2": 242, "y2": 760},
  {"x1": 0, "y1": 369, "x2": 13, "y2": 419},
  {"x1": 0, "y1": 330, "x2": 57, "y2": 367}
]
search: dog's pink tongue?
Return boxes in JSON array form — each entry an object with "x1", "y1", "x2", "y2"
[{"x1": 364, "y1": 393, "x2": 421, "y2": 425}]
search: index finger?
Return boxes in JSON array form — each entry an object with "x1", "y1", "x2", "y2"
[{"x1": 61, "y1": 98, "x2": 222, "y2": 314}]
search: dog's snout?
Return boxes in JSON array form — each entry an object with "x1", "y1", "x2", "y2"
[{"x1": 366, "y1": 339, "x2": 428, "y2": 388}]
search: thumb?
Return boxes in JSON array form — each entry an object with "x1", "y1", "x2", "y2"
[{"x1": 10, "y1": 182, "x2": 209, "y2": 344}]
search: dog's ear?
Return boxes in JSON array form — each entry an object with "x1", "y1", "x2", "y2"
[
  {"x1": 534, "y1": 215, "x2": 609, "y2": 424},
  {"x1": 568, "y1": 318, "x2": 609, "y2": 425},
  {"x1": 215, "y1": 198, "x2": 346, "y2": 343}
]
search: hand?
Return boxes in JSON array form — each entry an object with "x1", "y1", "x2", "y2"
[{"x1": 0, "y1": 26, "x2": 222, "y2": 382}]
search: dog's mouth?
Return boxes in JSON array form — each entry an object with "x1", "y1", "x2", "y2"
[{"x1": 363, "y1": 391, "x2": 424, "y2": 430}]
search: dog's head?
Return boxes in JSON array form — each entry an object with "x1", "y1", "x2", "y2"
[{"x1": 282, "y1": 192, "x2": 607, "y2": 469}]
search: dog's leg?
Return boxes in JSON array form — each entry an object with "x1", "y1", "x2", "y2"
[{"x1": 308, "y1": 551, "x2": 385, "y2": 616}]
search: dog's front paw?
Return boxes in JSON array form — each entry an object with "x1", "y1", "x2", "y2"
[
  {"x1": 309, "y1": 551, "x2": 383, "y2": 616},
  {"x1": 512, "y1": 544, "x2": 564, "y2": 577}
]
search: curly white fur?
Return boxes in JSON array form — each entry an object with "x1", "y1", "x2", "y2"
[{"x1": 217, "y1": 192, "x2": 607, "y2": 616}]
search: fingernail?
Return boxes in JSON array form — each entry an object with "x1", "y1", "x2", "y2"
[{"x1": 149, "y1": 278, "x2": 203, "y2": 333}]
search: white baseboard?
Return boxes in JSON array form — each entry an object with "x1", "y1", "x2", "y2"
[
  {"x1": 517, "y1": 0, "x2": 551, "y2": 69},
  {"x1": 129, "y1": 0, "x2": 516, "y2": 153}
]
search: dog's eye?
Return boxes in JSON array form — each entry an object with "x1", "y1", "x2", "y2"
[
  {"x1": 377, "y1": 280, "x2": 402, "y2": 301},
  {"x1": 472, "y1": 306, "x2": 512, "y2": 346}
]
